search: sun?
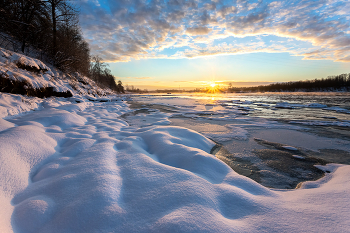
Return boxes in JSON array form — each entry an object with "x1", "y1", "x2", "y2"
[{"x1": 207, "y1": 82, "x2": 220, "y2": 93}]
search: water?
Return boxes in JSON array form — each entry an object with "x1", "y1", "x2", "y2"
[
  {"x1": 131, "y1": 92, "x2": 350, "y2": 123},
  {"x1": 125, "y1": 92, "x2": 350, "y2": 189}
]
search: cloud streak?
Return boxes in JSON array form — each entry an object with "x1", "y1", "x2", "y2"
[{"x1": 79, "y1": 0, "x2": 350, "y2": 62}]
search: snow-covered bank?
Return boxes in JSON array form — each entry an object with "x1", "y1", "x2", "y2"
[
  {"x1": 0, "y1": 47, "x2": 115, "y2": 98},
  {"x1": 0, "y1": 93, "x2": 350, "y2": 232}
]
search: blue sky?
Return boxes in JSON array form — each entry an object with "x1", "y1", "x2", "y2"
[{"x1": 79, "y1": 0, "x2": 350, "y2": 89}]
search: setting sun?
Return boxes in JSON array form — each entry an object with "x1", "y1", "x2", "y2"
[{"x1": 206, "y1": 82, "x2": 220, "y2": 93}]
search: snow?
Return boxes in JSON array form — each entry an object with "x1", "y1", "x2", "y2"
[
  {"x1": 1, "y1": 50, "x2": 350, "y2": 232},
  {"x1": 0, "y1": 93, "x2": 41, "y2": 118},
  {"x1": 0, "y1": 47, "x2": 116, "y2": 96},
  {"x1": 0, "y1": 93, "x2": 350, "y2": 233}
]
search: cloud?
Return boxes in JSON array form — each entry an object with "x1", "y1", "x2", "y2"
[
  {"x1": 174, "y1": 80, "x2": 198, "y2": 83},
  {"x1": 337, "y1": 55, "x2": 350, "y2": 62},
  {"x1": 79, "y1": 0, "x2": 350, "y2": 62},
  {"x1": 124, "y1": 77, "x2": 153, "y2": 80},
  {"x1": 186, "y1": 26, "x2": 212, "y2": 35}
]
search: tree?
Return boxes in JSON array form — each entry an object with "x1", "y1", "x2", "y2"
[
  {"x1": 0, "y1": 0, "x2": 48, "y2": 53},
  {"x1": 41, "y1": 0, "x2": 78, "y2": 63},
  {"x1": 0, "y1": 0, "x2": 110, "y2": 88},
  {"x1": 89, "y1": 55, "x2": 123, "y2": 92},
  {"x1": 117, "y1": 80, "x2": 125, "y2": 93}
]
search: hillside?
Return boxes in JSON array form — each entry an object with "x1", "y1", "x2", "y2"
[{"x1": 0, "y1": 47, "x2": 116, "y2": 98}]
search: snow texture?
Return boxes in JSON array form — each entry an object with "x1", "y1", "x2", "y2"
[{"x1": 0, "y1": 93, "x2": 350, "y2": 233}]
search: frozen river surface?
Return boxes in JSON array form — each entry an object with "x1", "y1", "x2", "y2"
[{"x1": 125, "y1": 92, "x2": 350, "y2": 189}]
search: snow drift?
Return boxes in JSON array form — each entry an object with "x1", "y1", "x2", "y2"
[{"x1": 0, "y1": 94, "x2": 349, "y2": 233}]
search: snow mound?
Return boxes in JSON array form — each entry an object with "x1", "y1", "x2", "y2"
[
  {"x1": 0, "y1": 118, "x2": 15, "y2": 131},
  {"x1": 0, "y1": 48, "x2": 50, "y2": 73},
  {"x1": 0, "y1": 93, "x2": 41, "y2": 118}
]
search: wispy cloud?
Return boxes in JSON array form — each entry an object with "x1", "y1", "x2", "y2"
[
  {"x1": 79, "y1": 0, "x2": 350, "y2": 62},
  {"x1": 124, "y1": 77, "x2": 153, "y2": 80}
]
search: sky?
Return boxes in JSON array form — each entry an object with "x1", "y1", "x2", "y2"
[{"x1": 78, "y1": 0, "x2": 350, "y2": 90}]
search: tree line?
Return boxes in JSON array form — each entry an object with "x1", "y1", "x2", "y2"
[
  {"x1": 90, "y1": 56, "x2": 124, "y2": 93},
  {"x1": 228, "y1": 74, "x2": 350, "y2": 92},
  {"x1": 0, "y1": 0, "x2": 124, "y2": 93}
]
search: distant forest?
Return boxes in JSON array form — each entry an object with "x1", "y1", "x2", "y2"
[
  {"x1": 0, "y1": 0, "x2": 123, "y2": 93},
  {"x1": 124, "y1": 73, "x2": 350, "y2": 94},
  {"x1": 228, "y1": 73, "x2": 350, "y2": 93}
]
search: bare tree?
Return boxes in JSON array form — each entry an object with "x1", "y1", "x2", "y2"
[
  {"x1": 89, "y1": 55, "x2": 124, "y2": 92},
  {"x1": 41, "y1": 0, "x2": 77, "y2": 62},
  {"x1": 0, "y1": 0, "x2": 48, "y2": 53},
  {"x1": 0, "y1": 0, "x2": 101, "y2": 85}
]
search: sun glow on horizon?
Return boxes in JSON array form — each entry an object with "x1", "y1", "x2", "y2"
[{"x1": 207, "y1": 82, "x2": 220, "y2": 93}]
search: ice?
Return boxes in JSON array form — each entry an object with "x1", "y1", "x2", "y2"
[
  {"x1": 203, "y1": 125, "x2": 248, "y2": 142},
  {"x1": 306, "y1": 103, "x2": 327, "y2": 108},
  {"x1": 242, "y1": 100, "x2": 253, "y2": 104},
  {"x1": 124, "y1": 110, "x2": 172, "y2": 128},
  {"x1": 255, "y1": 103, "x2": 269, "y2": 107},
  {"x1": 324, "y1": 106, "x2": 350, "y2": 114},
  {"x1": 282, "y1": 146, "x2": 299, "y2": 151},
  {"x1": 290, "y1": 120, "x2": 350, "y2": 127},
  {"x1": 275, "y1": 102, "x2": 304, "y2": 109},
  {"x1": 321, "y1": 116, "x2": 337, "y2": 119}
]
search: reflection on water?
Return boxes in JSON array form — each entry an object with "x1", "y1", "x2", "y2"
[
  {"x1": 135, "y1": 92, "x2": 350, "y2": 107},
  {"x1": 132, "y1": 92, "x2": 350, "y2": 122}
]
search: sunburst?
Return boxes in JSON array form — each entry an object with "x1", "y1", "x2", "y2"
[{"x1": 207, "y1": 82, "x2": 219, "y2": 93}]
